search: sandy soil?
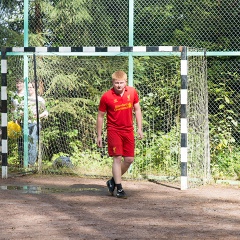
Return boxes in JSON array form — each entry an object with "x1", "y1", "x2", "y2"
[{"x1": 0, "y1": 175, "x2": 239, "y2": 240}]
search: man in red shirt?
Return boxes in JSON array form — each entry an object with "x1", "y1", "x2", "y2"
[{"x1": 97, "y1": 70, "x2": 143, "y2": 198}]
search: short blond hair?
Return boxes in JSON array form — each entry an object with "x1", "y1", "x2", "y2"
[{"x1": 112, "y1": 70, "x2": 127, "y2": 81}]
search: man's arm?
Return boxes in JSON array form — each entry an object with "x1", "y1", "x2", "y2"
[
  {"x1": 96, "y1": 110, "x2": 105, "y2": 147},
  {"x1": 134, "y1": 102, "x2": 143, "y2": 139}
]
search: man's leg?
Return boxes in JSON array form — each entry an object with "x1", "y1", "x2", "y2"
[
  {"x1": 113, "y1": 156, "x2": 133, "y2": 199},
  {"x1": 107, "y1": 155, "x2": 130, "y2": 198},
  {"x1": 112, "y1": 156, "x2": 133, "y2": 184},
  {"x1": 106, "y1": 130, "x2": 121, "y2": 196},
  {"x1": 106, "y1": 131, "x2": 132, "y2": 198},
  {"x1": 106, "y1": 155, "x2": 122, "y2": 196},
  {"x1": 112, "y1": 155, "x2": 122, "y2": 184},
  {"x1": 121, "y1": 157, "x2": 134, "y2": 175}
]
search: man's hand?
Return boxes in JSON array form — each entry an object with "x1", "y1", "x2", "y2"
[
  {"x1": 97, "y1": 135, "x2": 103, "y2": 148},
  {"x1": 137, "y1": 129, "x2": 143, "y2": 140}
]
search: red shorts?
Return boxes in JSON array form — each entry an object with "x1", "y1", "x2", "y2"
[{"x1": 107, "y1": 130, "x2": 135, "y2": 157}]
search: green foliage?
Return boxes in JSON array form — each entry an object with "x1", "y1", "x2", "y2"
[
  {"x1": 1, "y1": 1, "x2": 240, "y2": 180},
  {"x1": 134, "y1": 126, "x2": 180, "y2": 177},
  {"x1": 134, "y1": 56, "x2": 180, "y2": 132},
  {"x1": 211, "y1": 148, "x2": 240, "y2": 180},
  {"x1": 0, "y1": 0, "x2": 24, "y2": 46},
  {"x1": 7, "y1": 139, "x2": 20, "y2": 166},
  {"x1": 45, "y1": 145, "x2": 112, "y2": 176},
  {"x1": 207, "y1": 57, "x2": 240, "y2": 180},
  {"x1": 1, "y1": 0, "x2": 240, "y2": 49}
]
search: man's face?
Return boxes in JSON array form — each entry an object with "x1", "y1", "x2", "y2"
[
  {"x1": 112, "y1": 79, "x2": 127, "y2": 94},
  {"x1": 16, "y1": 81, "x2": 24, "y2": 92}
]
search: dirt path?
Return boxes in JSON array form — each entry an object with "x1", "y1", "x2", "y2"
[{"x1": 0, "y1": 175, "x2": 239, "y2": 240}]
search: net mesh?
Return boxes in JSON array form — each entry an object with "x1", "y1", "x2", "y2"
[
  {"x1": 1, "y1": 0, "x2": 240, "y2": 183},
  {"x1": 1, "y1": 0, "x2": 240, "y2": 50},
  {"x1": 5, "y1": 51, "x2": 209, "y2": 187},
  {"x1": 187, "y1": 48, "x2": 210, "y2": 186}
]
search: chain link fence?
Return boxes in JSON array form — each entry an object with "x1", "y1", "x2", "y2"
[
  {"x1": 207, "y1": 57, "x2": 240, "y2": 179},
  {"x1": 5, "y1": 50, "x2": 209, "y2": 188},
  {"x1": 1, "y1": 0, "x2": 239, "y2": 50},
  {"x1": 1, "y1": 0, "x2": 240, "y2": 182}
]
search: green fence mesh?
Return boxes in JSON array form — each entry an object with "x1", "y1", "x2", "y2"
[
  {"x1": 1, "y1": 0, "x2": 240, "y2": 183},
  {"x1": 1, "y1": 0, "x2": 239, "y2": 50},
  {"x1": 5, "y1": 51, "x2": 209, "y2": 188}
]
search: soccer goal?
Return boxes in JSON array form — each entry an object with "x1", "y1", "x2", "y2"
[{"x1": 1, "y1": 46, "x2": 210, "y2": 189}]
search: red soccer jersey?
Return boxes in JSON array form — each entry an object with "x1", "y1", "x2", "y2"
[{"x1": 98, "y1": 86, "x2": 139, "y2": 131}]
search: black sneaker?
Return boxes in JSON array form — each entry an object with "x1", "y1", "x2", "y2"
[
  {"x1": 116, "y1": 189, "x2": 127, "y2": 199},
  {"x1": 106, "y1": 179, "x2": 115, "y2": 196}
]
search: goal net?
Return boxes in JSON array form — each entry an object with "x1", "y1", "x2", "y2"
[{"x1": 2, "y1": 47, "x2": 210, "y2": 188}]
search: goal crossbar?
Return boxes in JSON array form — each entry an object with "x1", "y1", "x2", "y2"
[{"x1": 1, "y1": 46, "x2": 188, "y2": 190}]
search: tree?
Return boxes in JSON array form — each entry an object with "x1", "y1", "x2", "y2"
[{"x1": 0, "y1": 0, "x2": 24, "y2": 46}]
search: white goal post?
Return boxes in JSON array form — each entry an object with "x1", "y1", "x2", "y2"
[{"x1": 1, "y1": 46, "x2": 210, "y2": 190}]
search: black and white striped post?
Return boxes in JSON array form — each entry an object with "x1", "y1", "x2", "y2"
[
  {"x1": 1, "y1": 47, "x2": 8, "y2": 178},
  {"x1": 1, "y1": 46, "x2": 189, "y2": 187},
  {"x1": 180, "y1": 46, "x2": 188, "y2": 190}
]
